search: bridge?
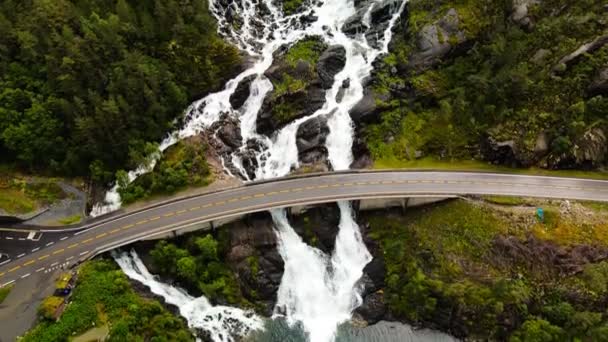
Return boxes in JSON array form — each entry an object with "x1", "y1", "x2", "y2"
[{"x1": 1, "y1": 170, "x2": 608, "y2": 287}]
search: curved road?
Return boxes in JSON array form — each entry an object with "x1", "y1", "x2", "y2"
[{"x1": 2, "y1": 170, "x2": 608, "y2": 287}]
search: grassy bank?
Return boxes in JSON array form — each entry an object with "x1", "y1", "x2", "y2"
[
  {"x1": 22, "y1": 260, "x2": 193, "y2": 342},
  {"x1": 0, "y1": 174, "x2": 67, "y2": 215},
  {"x1": 373, "y1": 157, "x2": 608, "y2": 180}
]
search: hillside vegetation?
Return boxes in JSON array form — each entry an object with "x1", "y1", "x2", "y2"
[
  {"x1": 366, "y1": 0, "x2": 608, "y2": 171},
  {"x1": 0, "y1": 0, "x2": 240, "y2": 184}
]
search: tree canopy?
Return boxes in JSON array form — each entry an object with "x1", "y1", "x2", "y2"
[{"x1": 0, "y1": 0, "x2": 240, "y2": 181}]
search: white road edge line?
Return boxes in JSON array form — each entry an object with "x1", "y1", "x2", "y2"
[
  {"x1": 2, "y1": 280, "x2": 15, "y2": 287},
  {"x1": 65, "y1": 256, "x2": 74, "y2": 261},
  {"x1": 21, "y1": 273, "x2": 31, "y2": 279},
  {"x1": 35, "y1": 267, "x2": 45, "y2": 273},
  {"x1": 0, "y1": 259, "x2": 11, "y2": 266},
  {"x1": 60, "y1": 236, "x2": 68, "y2": 241},
  {"x1": 31, "y1": 247, "x2": 40, "y2": 252},
  {"x1": 79, "y1": 251, "x2": 90, "y2": 256},
  {"x1": 46, "y1": 242, "x2": 54, "y2": 247},
  {"x1": 50, "y1": 262, "x2": 58, "y2": 267},
  {"x1": 16, "y1": 253, "x2": 25, "y2": 258},
  {"x1": 5, "y1": 237, "x2": 13, "y2": 240}
]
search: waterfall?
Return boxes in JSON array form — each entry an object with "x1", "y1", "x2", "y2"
[
  {"x1": 101, "y1": 0, "x2": 408, "y2": 340},
  {"x1": 113, "y1": 250, "x2": 264, "y2": 342}
]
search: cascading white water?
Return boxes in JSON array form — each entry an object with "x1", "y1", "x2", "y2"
[
  {"x1": 101, "y1": 0, "x2": 407, "y2": 340},
  {"x1": 113, "y1": 250, "x2": 264, "y2": 342},
  {"x1": 272, "y1": 201, "x2": 371, "y2": 342}
]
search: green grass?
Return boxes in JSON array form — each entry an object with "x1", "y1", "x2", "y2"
[
  {"x1": 0, "y1": 188, "x2": 36, "y2": 214},
  {"x1": 0, "y1": 285, "x2": 12, "y2": 304},
  {"x1": 373, "y1": 157, "x2": 608, "y2": 180},
  {"x1": 58, "y1": 214, "x2": 82, "y2": 225},
  {"x1": 484, "y1": 196, "x2": 529, "y2": 206},
  {"x1": 285, "y1": 37, "x2": 326, "y2": 67}
]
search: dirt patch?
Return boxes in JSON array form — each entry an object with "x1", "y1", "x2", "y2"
[{"x1": 490, "y1": 235, "x2": 608, "y2": 277}]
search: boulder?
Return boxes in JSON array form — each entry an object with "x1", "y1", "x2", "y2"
[
  {"x1": 511, "y1": 0, "x2": 541, "y2": 30},
  {"x1": 355, "y1": 291, "x2": 387, "y2": 325},
  {"x1": 230, "y1": 75, "x2": 256, "y2": 110},
  {"x1": 349, "y1": 89, "x2": 391, "y2": 124},
  {"x1": 317, "y1": 45, "x2": 347, "y2": 89},
  {"x1": 588, "y1": 66, "x2": 608, "y2": 96},
  {"x1": 296, "y1": 116, "x2": 330, "y2": 153},
  {"x1": 409, "y1": 8, "x2": 466, "y2": 70},
  {"x1": 572, "y1": 128, "x2": 607, "y2": 167}
]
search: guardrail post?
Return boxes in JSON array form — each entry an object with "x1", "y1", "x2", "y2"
[
  {"x1": 210, "y1": 220, "x2": 215, "y2": 233},
  {"x1": 402, "y1": 198, "x2": 409, "y2": 216}
]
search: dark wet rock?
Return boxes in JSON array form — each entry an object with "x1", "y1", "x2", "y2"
[
  {"x1": 317, "y1": 45, "x2": 347, "y2": 89},
  {"x1": 481, "y1": 136, "x2": 529, "y2": 168},
  {"x1": 216, "y1": 117, "x2": 243, "y2": 150},
  {"x1": 349, "y1": 88, "x2": 391, "y2": 124},
  {"x1": 296, "y1": 116, "x2": 329, "y2": 154},
  {"x1": 230, "y1": 75, "x2": 256, "y2": 110},
  {"x1": 351, "y1": 136, "x2": 373, "y2": 169},
  {"x1": 355, "y1": 291, "x2": 387, "y2": 325}
]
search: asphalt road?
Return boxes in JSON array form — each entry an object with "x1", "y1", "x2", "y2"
[{"x1": 1, "y1": 170, "x2": 608, "y2": 287}]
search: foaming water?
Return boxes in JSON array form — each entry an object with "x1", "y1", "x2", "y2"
[
  {"x1": 102, "y1": 0, "x2": 408, "y2": 340},
  {"x1": 272, "y1": 201, "x2": 371, "y2": 342},
  {"x1": 113, "y1": 250, "x2": 264, "y2": 342}
]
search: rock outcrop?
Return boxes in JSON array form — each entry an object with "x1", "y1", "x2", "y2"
[
  {"x1": 511, "y1": 0, "x2": 541, "y2": 30},
  {"x1": 296, "y1": 115, "x2": 330, "y2": 168},
  {"x1": 230, "y1": 75, "x2": 256, "y2": 110},
  {"x1": 408, "y1": 8, "x2": 467, "y2": 70},
  {"x1": 588, "y1": 65, "x2": 608, "y2": 97},
  {"x1": 317, "y1": 45, "x2": 346, "y2": 89},
  {"x1": 256, "y1": 37, "x2": 346, "y2": 136}
]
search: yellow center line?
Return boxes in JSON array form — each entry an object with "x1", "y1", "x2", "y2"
[
  {"x1": 122, "y1": 224, "x2": 134, "y2": 229},
  {"x1": 253, "y1": 194, "x2": 265, "y2": 198},
  {"x1": 279, "y1": 189, "x2": 291, "y2": 193},
  {"x1": 317, "y1": 184, "x2": 329, "y2": 189},
  {"x1": 202, "y1": 203, "x2": 213, "y2": 208},
  {"x1": 305, "y1": 186, "x2": 316, "y2": 190},
  {"x1": 342, "y1": 183, "x2": 354, "y2": 186},
  {"x1": 292, "y1": 187, "x2": 303, "y2": 192},
  {"x1": 8, "y1": 266, "x2": 20, "y2": 273},
  {"x1": 356, "y1": 182, "x2": 367, "y2": 185},
  {"x1": 82, "y1": 238, "x2": 93, "y2": 244},
  {"x1": 0, "y1": 272, "x2": 4, "y2": 277},
  {"x1": 331, "y1": 184, "x2": 341, "y2": 187},
  {"x1": 381, "y1": 181, "x2": 394, "y2": 184},
  {"x1": 176, "y1": 210, "x2": 187, "y2": 214},
  {"x1": 228, "y1": 198, "x2": 239, "y2": 203},
  {"x1": 23, "y1": 260, "x2": 35, "y2": 266},
  {"x1": 110, "y1": 229, "x2": 120, "y2": 234},
  {"x1": 38, "y1": 255, "x2": 49, "y2": 261},
  {"x1": 53, "y1": 249, "x2": 65, "y2": 255},
  {"x1": 136, "y1": 220, "x2": 148, "y2": 225},
  {"x1": 164, "y1": 212, "x2": 175, "y2": 217},
  {"x1": 215, "y1": 201, "x2": 226, "y2": 205},
  {"x1": 266, "y1": 191, "x2": 279, "y2": 196},
  {"x1": 369, "y1": 181, "x2": 380, "y2": 185},
  {"x1": 149, "y1": 216, "x2": 161, "y2": 221},
  {"x1": 67, "y1": 243, "x2": 79, "y2": 249},
  {"x1": 96, "y1": 233, "x2": 107, "y2": 239},
  {"x1": 191, "y1": 206, "x2": 202, "y2": 210}
]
